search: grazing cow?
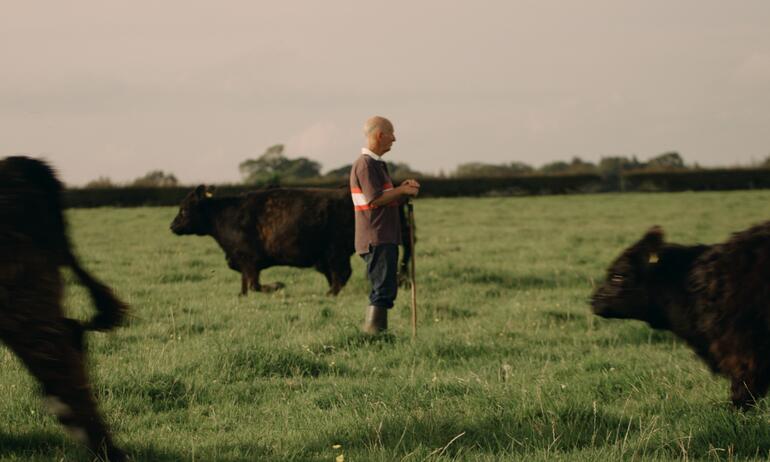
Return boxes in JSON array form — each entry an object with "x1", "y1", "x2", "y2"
[
  {"x1": 0, "y1": 156, "x2": 128, "y2": 461},
  {"x1": 591, "y1": 223, "x2": 770, "y2": 409},
  {"x1": 170, "y1": 185, "x2": 413, "y2": 296}
]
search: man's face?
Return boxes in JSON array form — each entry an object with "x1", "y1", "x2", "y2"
[{"x1": 379, "y1": 124, "x2": 396, "y2": 153}]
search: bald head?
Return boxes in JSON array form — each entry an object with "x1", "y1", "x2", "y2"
[
  {"x1": 364, "y1": 116, "x2": 396, "y2": 155},
  {"x1": 364, "y1": 116, "x2": 393, "y2": 136}
]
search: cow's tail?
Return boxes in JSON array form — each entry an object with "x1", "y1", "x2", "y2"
[{"x1": 65, "y1": 251, "x2": 128, "y2": 331}]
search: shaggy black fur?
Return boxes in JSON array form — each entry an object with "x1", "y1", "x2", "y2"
[
  {"x1": 591, "y1": 223, "x2": 770, "y2": 409},
  {"x1": 0, "y1": 156, "x2": 127, "y2": 461}
]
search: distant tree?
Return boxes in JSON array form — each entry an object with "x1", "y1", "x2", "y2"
[
  {"x1": 239, "y1": 144, "x2": 289, "y2": 184},
  {"x1": 539, "y1": 157, "x2": 597, "y2": 174},
  {"x1": 132, "y1": 170, "x2": 178, "y2": 187},
  {"x1": 454, "y1": 161, "x2": 533, "y2": 177},
  {"x1": 324, "y1": 161, "x2": 423, "y2": 179},
  {"x1": 324, "y1": 164, "x2": 352, "y2": 179},
  {"x1": 454, "y1": 162, "x2": 493, "y2": 177},
  {"x1": 239, "y1": 144, "x2": 322, "y2": 185},
  {"x1": 510, "y1": 161, "x2": 534, "y2": 173},
  {"x1": 84, "y1": 176, "x2": 116, "y2": 188},
  {"x1": 386, "y1": 161, "x2": 423, "y2": 178},
  {"x1": 564, "y1": 157, "x2": 597, "y2": 174},
  {"x1": 761, "y1": 155, "x2": 770, "y2": 168},
  {"x1": 647, "y1": 151, "x2": 685, "y2": 170},
  {"x1": 539, "y1": 161, "x2": 570, "y2": 174},
  {"x1": 597, "y1": 156, "x2": 644, "y2": 177},
  {"x1": 597, "y1": 155, "x2": 644, "y2": 191},
  {"x1": 283, "y1": 157, "x2": 323, "y2": 180}
]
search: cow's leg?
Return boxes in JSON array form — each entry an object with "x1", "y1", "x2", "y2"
[
  {"x1": 319, "y1": 245, "x2": 353, "y2": 296},
  {"x1": 315, "y1": 261, "x2": 336, "y2": 295},
  {"x1": 226, "y1": 257, "x2": 249, "y2": 296},
  {"x1": 398, "y1": 203, "x2": 414, "y2": 288},
  {"x1": 397, "y1": 240, "x2": 411, "y2": 288},
  {"x1": 397, "y1": 260, "x2": 410, "y2": 287},
  {"x1": 731, "y1": 376, "x2": 759, "y2": 409},
  {"x1": 240, "y1": 273, "x2": 248, "y2": 296},
  {"x1": 326, "y1": 257, "x2": 352, "y2": 296},
  {"x1": 245, "y1": 266, "x2": 283, "y2": 293},
  {"x1": 0, "y1": 319, "x2": 124, "y2": 461},
  {"x1": 243, "y1": 267, "x2": 262, "y2": 292},
  {"x1": 729, "y1": 363, "x2": 770, "y2": 410}
]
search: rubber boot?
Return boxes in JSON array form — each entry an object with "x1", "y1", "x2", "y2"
[{"x1": 362, "y1": 305, "x2": 388, "y2": 334}]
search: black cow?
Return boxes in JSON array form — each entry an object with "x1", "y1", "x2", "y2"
[
  {"x1": 170, "y1": 185, "x2": 413, "y2": 296},
  {"x1": 0, "y1": 156, "x2": 128, "y2": 460},
  {"x1": 591, "y1": 223, "x2": 770, "y2": 409}
]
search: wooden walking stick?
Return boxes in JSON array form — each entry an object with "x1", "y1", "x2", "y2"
[{"x1": 407, "y1": 200, "x2": 417, "y2": 339}]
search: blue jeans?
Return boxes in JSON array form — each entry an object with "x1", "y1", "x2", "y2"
[{"x1": 361, "y1": 244, "x2": 399, "y2": 309}]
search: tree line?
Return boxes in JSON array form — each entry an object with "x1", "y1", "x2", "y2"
[
  {"x1": 84, "y1": 145, "x2": 770, "y2": 188},
  {"x1": 86, "y1": 170, "x2": 179, "y2": 188}
]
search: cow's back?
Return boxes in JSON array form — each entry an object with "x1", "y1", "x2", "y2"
[
  {"x1": 691, "y1": 220, "x2": 770, "y2": 332},
  {"x1": 241, "y1": 188, "x2": 354, "y2": 265},
  {"x1": 0, "y1": 157, "x2": 68, "y2": 256}
]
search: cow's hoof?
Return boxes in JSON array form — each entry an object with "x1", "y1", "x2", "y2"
[
  {"x1": 96, "y1": 444, "x2": 127, "y2": 462},
  {"x1": 732, "y1": 397, "x2": 756, "y2": 411},
  {"x1": 261, "y1": 282, "x2": 285, "y2": 293}
]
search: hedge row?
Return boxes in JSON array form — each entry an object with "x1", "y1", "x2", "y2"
[
  {"x1": 61, "y1": 169, "x2": 770, "y2": 208},
  {"x1": 621, "y1": 168, "x2": 770, "y2": 192}
]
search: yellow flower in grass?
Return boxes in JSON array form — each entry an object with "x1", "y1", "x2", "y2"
[{"x1": 332, "y1": 443, "x2": 344, "y2": 461}]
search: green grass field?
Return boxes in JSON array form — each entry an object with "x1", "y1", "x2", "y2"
[{"x1": 4, "y1": 191, "x2": 770, "y2": 461}]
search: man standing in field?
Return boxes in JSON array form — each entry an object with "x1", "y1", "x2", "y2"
[{"x1": 350, "y1": 116, "x2": 420, "y2": 334}]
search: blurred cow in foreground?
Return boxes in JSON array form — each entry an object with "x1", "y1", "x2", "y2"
[
  {"x1": 591, "y1": 223, "x2": 770, "y2": 409},
  {"x1": 0, "y1": 156, "x2": 128, "y2": 461},
  {"x1": 170, "y1": 185, "x2": 413, "y2": 296}
]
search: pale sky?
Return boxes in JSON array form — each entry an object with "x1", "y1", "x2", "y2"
[{"x1": 2, "y1": 1, "x2": 769, "y2": 186}]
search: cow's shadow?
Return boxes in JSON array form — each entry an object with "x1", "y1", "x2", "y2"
[
  {"x1": 301, "y1": 403, "x2": 770, "y2": 459},
  {"x1": 0, "y1": 430, "x2": 67, "y2": 454},
  {"x1": 689, "y1": 410, "x2": 770, "y2": 458},
  {"x1": 0, "y1": 431, "x2": 180, "y2": 461},
  {"x1": 304, "y1": 405, "x2": 640, "y2": 458}
]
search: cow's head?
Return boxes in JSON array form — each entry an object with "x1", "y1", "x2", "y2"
[
  {"x1": 170, "y1": 185, "x2": 215, "y2": 236},
  {"x1": 590, "y1": 226, "x2": 669, "y2": 327}
]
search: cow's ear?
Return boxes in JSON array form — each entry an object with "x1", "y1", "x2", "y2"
[
  {"x1": 641, "y1": 226, "x2": 664, "y2": 247},
  {"x1": 194, "y1": 185, "x2": 207, "y2": 199},
  {"x1": 205, "y1": 185, "x2": 216, "y2": 198},
  {"x1": 641, "y1": 226, "x2": 664, "y2": 265}
]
